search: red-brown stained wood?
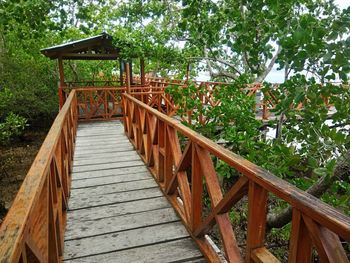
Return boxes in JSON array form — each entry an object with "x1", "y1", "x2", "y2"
[
  {"x1": 122, "y1": 93, "x2": 350, "y2": 263},
  {"x1": 58, "y1": 57, "x2": 65, "y2": 109},
  {"x1": 20, "y1": 244, "x2": 28, "y2": 263},
  {"x1": 302, "y1": 215, "x2": 349, "y2": 263},
  {"x1": 195, "y1": 145, "x2": 241, "y2": 262},
  {"x1": 252, "y1": 247, "x2": 280, "y2": 263},
  {"x1": 165, "y1": 142, "x2": 192, "y2": 196},
  {"x1": 191, "y1": 144, "x2": 202, "y2": 232},
  {"x1": 177, "y1": 171, "x2": 192, "y2": 224},
  {"x1": 246, "y1": 181, "x2": 268, "y2": 263},
  {"x1": 123, "y1": 93, "x2": 350, "y2": 244},
  {"x1": 0, "y1": 91, "x2": 77, "y2": 263},
  {"x1": 288, "y1": 209, "x2": 312, "y2": 263},
  {"x1": 194, "y1": 176, "x2": 248, "y2": 237},
  {"x1": 195, "y1": 145, "x2": 222, "y2": 205},
  {"x1": 175, "y1": 141, "x2": 192, "y2": 175}
]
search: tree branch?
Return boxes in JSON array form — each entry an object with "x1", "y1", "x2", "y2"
[
  {"x1": 267, "y1": 149, "x2": 350, "y2": 229},
  {"x1": 255, "y1": 44, "x2": 282, "y2": 82},
  {"x1": 188, "y1": 56, "x2": 242, "y2": 75}
]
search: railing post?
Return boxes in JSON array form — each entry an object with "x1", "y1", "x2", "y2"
[
  {"x1": 191, "y1": 143, "x2": 202, "y2": 232},
  {"x1": 288, "y1": 208, "x2": 312, "y2": 263},
  {"x1": 125, "y1": 62, "x2": 131, "y2": 94},
  {"x1": 58, "y1": 57, "x2": 65, "y2": 109},
  {"x1": 158, "y1": 120, "x2": 165, "y2": 184},
  {"x1": 140, "y1": 58, "x2": 145, "y2": 86},
  {"x1": 246, "y1": 181, "x2": 268, "y2": 263}
]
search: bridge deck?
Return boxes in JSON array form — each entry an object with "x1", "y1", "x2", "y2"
[{"x1": 63, "y1": 121, "x2": 206, "y2": 262}]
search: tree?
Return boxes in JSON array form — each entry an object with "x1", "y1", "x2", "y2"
[{"x1": 176, "y1": 0, "x2": 350, "y2": 83}]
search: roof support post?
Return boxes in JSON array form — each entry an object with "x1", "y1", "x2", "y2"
[
  {"x1": 125, "y1": 62, "x2": 131, "y2": 93},
  {"x1": 129, "y1": 60, "x2": 133, "y2": 85},
  {"x1": 140, "y1": 58, "x2": 145, "y2": 86},
  {"x1": 58, "y1": 57, "x2": 65, "y2": 109},
  {"x1": 119, "y1": 59, "x2": 124, "y2": 86}
]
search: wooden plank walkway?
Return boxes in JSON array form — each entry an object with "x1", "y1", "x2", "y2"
[{"x1": 63, "y1": 121, "x2": 206, "y2": 263}]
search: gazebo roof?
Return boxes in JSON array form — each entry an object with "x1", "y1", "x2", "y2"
[{"x1": 41, "y1": 32, "x2": 120, "y2": 60}]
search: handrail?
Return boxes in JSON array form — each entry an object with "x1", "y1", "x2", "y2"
[
  {"x1": 123, "y1": 92, "x2": 350, "y2": 263},
  {"x1": 0, "y1": 91, "x2": 78, "y2": 263}
]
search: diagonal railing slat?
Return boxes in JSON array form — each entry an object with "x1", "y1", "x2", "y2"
[
  {"x1": 1, "y1": 86, "x2": 349, "y2": 263},
  {"x1": 123, "y1": 92, "x2": 350, "y2": 263},
  {"x1": 0, "y1": 91, "x2": 78, "y2": 263}
]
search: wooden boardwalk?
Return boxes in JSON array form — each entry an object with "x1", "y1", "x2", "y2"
[{"x1": 63, "y1": 121, "x2": 206, "y2": 262}]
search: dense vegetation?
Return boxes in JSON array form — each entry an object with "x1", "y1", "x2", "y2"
[{"x1": 0, "y1": 0, "x2": 349, "y2": 258}]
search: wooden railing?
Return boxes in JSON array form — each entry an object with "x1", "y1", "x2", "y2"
[
  {"x1": 146, "y1": 78, "x2": 277, "y2": 123},
  {"x1": 65, "y1": 79, "x2": 121, "y2": 88},
  {"x1": 61, "y1": 77, "x2": 276, "y2": 122},
  {"x1": 75, "y1": 87, "x2": 125, "y2": 121},
  {"x1": 0, "y1": 91, "x2": 78, "y2": 263},
  {"x1": 123, "y1": 92, "x2": 350, "y2": 263},
  {"x1": 74, "y1": 86, "x2": 175, "y2": 121}
]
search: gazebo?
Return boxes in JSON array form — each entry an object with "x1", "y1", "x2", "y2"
[{"x1": 41, "y1": 32, "x2": 146, "y2": 108}]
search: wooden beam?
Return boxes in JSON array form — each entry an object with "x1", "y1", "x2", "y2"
[
  {"x1": 194, "y1": 176, "x2": 248, "y2": 237},
  {"x1": 140, "y1": 58, "x2": 146, "y2": 86},
  {"x1": 129, "y1": 60, "x2": 133, "y2": 85},
  {"x1": 288, "y1": 209, "x2": 312, "y2": 263},
  {"x1": 119, "y1": 59, "x2": 124, "y2": 86},
  {"x1": 58, "y1": 57, "x2": 65, "y2": 109},
  {"x1": 246, "y1": 181, "x2": 268, "y2": 263},
  {"x1": 60, "y1": 53, "x2": 119, "y2": 60},
  {"x1": 302, "y1": 215, "x2": 348, "y2": 263},
  {"x1": 125, "y1": 62, "x2": 131, "y2": 93},
  {"x1": 191, "y1": 144, "x2": 202, "y2": 232}
]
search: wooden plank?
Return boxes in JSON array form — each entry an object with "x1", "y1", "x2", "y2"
[
  {"x1": 288, "y1": 209, "x2": 312, "y2": 263},
  {"x1": 73, "y1": 153, "x2": 140, "y2": 166},
  {"x1": 70, "y1": 179, "x2": 157, "y2": 197},
  {"x1": 68, "y1": 187, "x2": 163, "y2": 210},
  {"x1": 74, "y1": 141, "x2": 131, "y2": 149},
  {"x1": 72, "y1": 160, "x2": 144, "y2": 173},
  {"x1": 63, "y1": 222, "x2": 190, "y2": 260},
  {"x1": 302, "y1": 215, "x2": 348, "y2": 263},
  {"x1": 73, "y1": 150, "x2": 138, "y2": 161},
  {"x1": 194, "y1": 176, "x2": 248, "y2": 236},
  {"x1": 64, "y1": 238, "x2": 203, "y2": 263},
  {"x1": 75, "y1": 129, "x2": 124, "y2": 135},
  {"x1": 77, "y1": 125, "x2": 123, "y2": 130},
  {"x1": 75, "y1": 132, "x2": 125, "y2": 138},
  {"x1": 77, "y1": 123, "x2": 122, "y2": 130},
  {"x1": 72, "y1": 172, "x2": 150, "y2": 188},
  {"x1": 66, "y1": 197, "x2": 170, "y2": 222},
  {"x1": 75, "y1": 138, "x2": 130, "y2": 146},
  {"x1": 76, "y1": 132, "x2": 124, "y2": 138},
  {"x1": 75, "y1": 134, "x2": 128, "y2": 141},
  {"x1": 65, "y1": 207, "x2": 180, "y2": 240},
  {"x1": 73, "y1": 149, "x2": 136, "y2": 160},
  {"x1": 73, "y1": 146, "x2": 134, "y2": 156},
  {"x1": 246, "y1": 181, "x2": 268, "y2": 263},
  {"x1": 72, "y1": 166, "x2": 148, "y2": 181},
  {"x1": 192, "y1": 144, "x2": 203, "y2": 232},
  {"x1": 76, "y1": 131, "x2": 124, "y2": 136}
]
